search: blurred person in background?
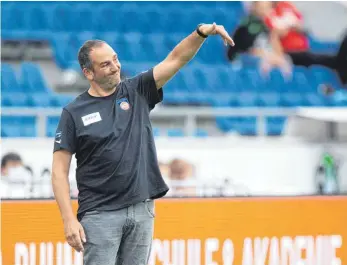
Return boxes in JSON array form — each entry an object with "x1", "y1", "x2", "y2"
[
  {"x1": 158, "y1": 161, "x2": 170, "y2": 183},
  {"x1": 227, "y1": 1, "x2": 292, "y2": 77},
  {"x1": 166, "y1": 158, "x2": 197, "y2": 197},
  {"x1": 315, "y1": 151, "x2": 340, "y2": 195},
  {"x1": 265, "y1": 1, "x2": 347, "y2": 87},
  {"x1": 1, "y1": 152, "x2": 32, "y2": 198}
]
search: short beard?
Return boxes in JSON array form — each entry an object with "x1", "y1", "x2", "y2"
[{"x1": 95, "y1": 77, "x2": 119, "y2": 91}]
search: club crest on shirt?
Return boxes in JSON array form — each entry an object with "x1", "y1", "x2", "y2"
[
  {"x1": 116, "y1": 98, "x2": 130, "y2": 111},
  {"x1": 55, "y1": 131, "x2": 62, "y2": 144}
]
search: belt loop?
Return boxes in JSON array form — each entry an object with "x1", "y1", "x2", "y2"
[{"x1": 127, "y1": 204, "x2": 132, "y2": 219}]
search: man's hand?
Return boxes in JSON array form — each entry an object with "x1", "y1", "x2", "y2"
[
  {"x1": 64, "y1": 218, "x2": 86, "y2": 252},
  {"x1": 199, "y1": 23, "x2": 235, "y2": 46}
]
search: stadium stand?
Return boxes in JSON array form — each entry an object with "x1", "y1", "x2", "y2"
[{"x1": 1, "y1": 1, "x2": 346, "y2": 138}]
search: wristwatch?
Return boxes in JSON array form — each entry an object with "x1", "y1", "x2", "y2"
[{"x1": 196, "y1": 23, "x2": 208, "y2": 39}]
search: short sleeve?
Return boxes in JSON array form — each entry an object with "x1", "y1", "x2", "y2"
[
  {"x1": 129, "y1": 68, "x2": 163, "y2": 110},
  {"x1": 53, "y1": 108, "x2": 77, "y2": 154}
]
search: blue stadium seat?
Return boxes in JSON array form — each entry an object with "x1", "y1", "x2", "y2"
[
  {"x1": 96, "y1": 4, "x2": 123, "y2": 32},
  {"x1": 72, "y1": 4, "x2": 95, "y2": 33},
  {"x1": 1, "y1": 116, "x2": 20, "y2": 137},
  {"x1": 239, "y1": 68, "x2": 264, "y2": 92},
  {"x1": 163, "y1": 33, "x2": 185, "y2": 51},
  {"x1": 182, "y1": 67, "x2": 208, "y2": 92},
  {"x1": 29, "y1": 93, "x2": 53, "y2": 107},
  {"x1": 144, "y1": 7, "x2": 166, "y2": 34},
  {"x1": 1, "y1": 3, "x2": 12, "y2": 31},
  {"x1": 19, "y1": 62, "x2": 49, "y2": 92},
  {"x1": 167, "y1": 128, "x2": 185, "y2": 137},
  {"x1": 1, "y1": 116, "x2": 36, "y2": 137},
  {"x1": 27, "y1": 4, "x2": 48, "y2": 32},
  {"x1": 4, "y1": 3, "x2": 27, "y2": 31},
  {"x1": 194, "y1": 128, "x2": 209, "y2": 137},
  {"x1": 1, "y1": 63, "x2": 21, "y2": 92},
  {"x1": 237, "y1": 92, "x2": 258, "y2": 107},
  {"x1": 216, "y1": 117, "x2": 238, "y2": 133},
  {"x1": 2, "y1": 92, "x2": 30, "y2": 107},
  {"x1": 166, "y1": 8, "x2": 187, "y2": 33},
  {"x1": 124, "y1": 32, "x2": 144, "y2": 61},
  {"x1": 198, "y1": 36, "x2": 226, "y2": 64},
  {"x1": 292, "y1": 67, "x2": 313, "y2": 92},
  {"x1": 50, "y1": 4, "x2": 74, "y2": 32},
  {"x1": 304, "y1": 93, "x2": 326, "y2": 106},
  {"x1": 152, "y1": 127, "x2": 160, "y2": 137},
  {"x1": 236, "y1": 54, "x2": 261, "y2": 69},
  {"x1": 266, "y1": 117, "x2": 286, "y2": 136},
  {"x1": 163, "y1": 71, "x2": 186, "y2": 93},
  {"x1": 309, "y1": 65, "x2": 341, "y2": 88},
  {"x1": 99, "y1": 32, "x2": 118, "y2": 50},
  {"x1": 113, "y1": 35, "x2": 132, "y2": 62},
  {"x1": 258, "y1": 92, "x2": 281, "y2": 107},
  {"x1": 267, "y1": 69, "x2": 286, "y2": 89},
  {"x1": 238, "y1": 117, "x2": 257, "y2": 136},
  {"x1": 148, "y1": 34, "x2": 167, "y2": 61},
  {"x1": 21, "y1": 117, "x2": 37, "y2": 137},
  {"x1": 178, "y1": 66, "x2": 212, "y2": 105},
  {"x1": 50, "y1": 33, "x2": 71, "y2": 69},
  {"x1": 51, "y1": 94, "x2": 75, "y2": 108},
  {"x1": 281, "y1": 92, "x2": 304, "y2": 107},
  {"x1": 47, "y1": 116, "x2": 61, "y2": 137},
  {"x1": 121, "y1": 9, "x2": 147, "y2": 34}
]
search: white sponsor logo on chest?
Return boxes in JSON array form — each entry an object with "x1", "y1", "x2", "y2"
[{"x1": 81, "y1": 112, "x2": 102, "y2": 126}]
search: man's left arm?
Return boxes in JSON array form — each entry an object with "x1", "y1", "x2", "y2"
[{"x1": 153, "y1": 23, "x2": 235, "y2": 89}]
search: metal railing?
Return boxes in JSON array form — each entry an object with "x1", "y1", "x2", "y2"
[{"x1": 1, "y1": 107, "x2": 298, "y2": 137}]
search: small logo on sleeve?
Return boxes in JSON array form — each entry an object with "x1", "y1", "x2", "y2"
[
  {"x1": 116, "y1": 98, "x2": 130, "y2": 111},
  {"x1": 55, "y1": 131, "x2": 62, "y2": 144},
  {"x1": 81, "y1": 112, "x2": 102, "y2": 126}
]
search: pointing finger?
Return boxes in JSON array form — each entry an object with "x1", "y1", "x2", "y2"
[{"x1": 218, "y1": 26, "x2": 235, "y2": 46}]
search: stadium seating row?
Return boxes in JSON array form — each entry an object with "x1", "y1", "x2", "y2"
[
  {"x1": 2, "y1": 2, "x2": 338, "y2": 68},
  {"x1": 1, "y1": 62, "x2": 75, "y2": 108},
  {"x1": 1, "y1": 2, "x2": 243, "y2": 34},
  {"x1": 3, "y1": 60, "x2": 341, "y2": 137},
  {"x1": 1, "y1": 90, "x2": 339, "y2": 108},
  {"x1": 2, "y1": 62, "x2": 342, "y2": 107},
  {"x1": 49, "y1": 32, "x2": 229, "y2": 69},
  {"x1": 0, "y1": 116, "x2": 286, "y2": 137}
]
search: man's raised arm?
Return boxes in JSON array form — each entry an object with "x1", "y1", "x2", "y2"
[{"x1": 153, "y1": 23, "x2": 235, "y2": 89}]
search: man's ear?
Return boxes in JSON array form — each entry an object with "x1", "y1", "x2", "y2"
[{"x1": 83, "y1": 68, "x2": 94, "y2": 81}]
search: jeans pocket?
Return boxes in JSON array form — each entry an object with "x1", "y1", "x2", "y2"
[
  {"x1": 144, "y1": 199, "x2": 155, "y2": 218},
  {"x1": 82, "y1": 210, "x2": 100, "y2": 219}
]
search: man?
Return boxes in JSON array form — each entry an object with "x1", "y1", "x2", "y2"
[{"x1": 52, "y1": 23, "x2": 234, "y2": 265}]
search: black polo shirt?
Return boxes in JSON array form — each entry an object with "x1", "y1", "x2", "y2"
[{"x1": 53, "y1": 68, "x2": 169, "y2": 221}]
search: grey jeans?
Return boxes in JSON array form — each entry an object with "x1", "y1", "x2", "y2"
[{"x1": 80, "y1": 199, "x2": 155, "y2": 265}]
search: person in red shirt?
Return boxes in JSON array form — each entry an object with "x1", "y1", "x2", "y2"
[
  {"x1": 265, "y1": 1, "x2": 309, "y2": 53},
  {"x1": 265, "y1": 1, "x2": 347, "y2": 88},
  {"x1": 227, "y1": 1, "x2": 292, "y2": 77}
]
